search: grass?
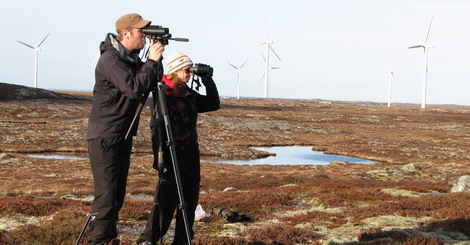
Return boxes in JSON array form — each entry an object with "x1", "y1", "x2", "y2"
[{"x1": 1, "y1": 95, "x2": 470, "y2": 244}]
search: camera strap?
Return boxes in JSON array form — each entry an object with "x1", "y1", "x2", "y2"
[{"x1": 190, "y1": 76, "x2": 201, "y2": 91}]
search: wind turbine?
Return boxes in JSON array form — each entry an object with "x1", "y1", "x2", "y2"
[
  {"x1": 228, "y1": 60, "x2": 248, "y2": 99},
  {"x1": 374, "y1": 65, "x2": 394, "y2": 107},
  {"x1": 408, "y1": 17, "x2": 434, "y2": 109},
  {"x1": 248, "y1": 14, "x2": 282, "y2": 98},
  {"x1": 387, "y1": 67, "x2": 394, "y2": 108},
  {"x1": 260, "y1": 51, "x2": 281, "y2": 82},
  {"x1": 17, "y1": 33, "x2": 50, "y2": 88}
]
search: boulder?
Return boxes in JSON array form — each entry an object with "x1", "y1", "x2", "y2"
[{"x1": 451, "y1": 175, "x2": 470, "y2": 193}]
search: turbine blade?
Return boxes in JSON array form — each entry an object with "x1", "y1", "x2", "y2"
[
  {"x1": 425, "y1": 17, "x2": 433, "y2": 43},
  {"x1": 92, "y1": 51, "x2": 100, "y2": 66},
  {"x1": 17, "y1": 41, "x2": 35, "y2": 49},
  {"x1": 408, "y1": 45, "x2": 424, "y2": 49},
  {"x1": 266, "y1": 13, "x2": 273, "y2": 40},
  {"x1": 271, "y1": 67, "x2": 281, "y2": 70},
  {"x1": 246, "y1": 41, "x2": 265, "y2": 52},
  {"x1": 228, "y1": 63, "x2": 238, "y2": 70},
  {"x1": 99, "y1": 17, "x2": 105, "y2": 35},
  {"x1": 240, "y1": 59, "x2": 248, "y2": 69},
  {"x1": 261, "y1": 51, "x2": 266, "y2": 62},
  {"x1": 268, "y1": 45, "x2": 282, "y2": 61},
  {"x1": 37, "y1": 33, "x2": 50, "y2": 48}
]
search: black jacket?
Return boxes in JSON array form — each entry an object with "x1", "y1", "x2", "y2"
[
  {"x1": 87, "y1": 34, "x2": 160, "y2": 140},
  {"x1": 151, "y1": 74, "x2": 220, "y2": 165}
]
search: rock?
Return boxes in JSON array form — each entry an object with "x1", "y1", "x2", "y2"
[
  {"x1": 401, "y1": 163, "x2": 422, "y2": 172},
  {"x1": 451, "y1": 175, "x2": 470, "y2": 193},
  {"x1": 223, "y1": 187, "x2": 238, "y2": 192},
  {"x1": 381, "y1": 188, "x2": 422, "y2": 198},
  {"x1": 330, "y1": 161, "x2": 349, "y2": 166},
  {"x1": 44, "y1": 173, "x2": 58, "y2": 177},
  {"x1": 280, "y1": 184, "x2": 298, "y2": 188},
  {"x1": 60, "y1": 194, "x2": 75, "y2": 199},
  {"x1": 0, "y1": 153, "x2": 12, "y2": 160}
]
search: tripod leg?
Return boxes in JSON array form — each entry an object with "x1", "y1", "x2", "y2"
[
  {"x1": 156, "y1": 82, "x2": 192, "y2": 245},
  {"x1": 75, "y1": 212, "x2": 98, "y2": 245}
]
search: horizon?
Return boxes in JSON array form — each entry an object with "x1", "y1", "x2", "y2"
[{"x1": 3, "y1": 81, "x2": 469, "y2": 108}]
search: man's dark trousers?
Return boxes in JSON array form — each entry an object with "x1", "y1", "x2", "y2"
[{"x1": 87, "y1": 136, "x2": 132, "y2": 244}]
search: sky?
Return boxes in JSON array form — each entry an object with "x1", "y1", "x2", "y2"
[{"x1": 1, "y1": 0, "x2": 470, "y2": 106}]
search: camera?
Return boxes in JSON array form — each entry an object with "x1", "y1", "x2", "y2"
[
  {"x1": 142, "y1": 25, "x2": 189, "y2": 45},
  {"x1": 189, "y1": 64, "x2": 213, "y2": 76}
]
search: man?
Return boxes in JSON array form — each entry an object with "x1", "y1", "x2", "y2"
[{"x1": 86, "y1": 13, "x2": 164, "y2": 245}]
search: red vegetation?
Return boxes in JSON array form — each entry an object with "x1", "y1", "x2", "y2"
[{"x1": 1, "y1": 88, "x2": 470, "y2": 244}]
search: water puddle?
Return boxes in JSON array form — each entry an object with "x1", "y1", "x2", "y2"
[
  {"x1": 27, "y1": 154, "x2": 88, "y2": 160},
  {"x1": 202, "y1": 146, "x2": 373, "y2": 165},
  {"x1": 27, "y1": 146, "x2": 373, "y2": 166}
]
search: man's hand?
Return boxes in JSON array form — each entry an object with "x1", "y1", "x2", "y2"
[{"x1": 148, "y1": 40, "x2": 165, "y2": 62}]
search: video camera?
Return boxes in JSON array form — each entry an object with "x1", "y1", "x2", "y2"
[{"x1": 142, "y1": 25, "x2": 189, "y2": 45}]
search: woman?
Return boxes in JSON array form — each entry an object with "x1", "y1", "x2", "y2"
[{"x1": 138, "y1": 52, "x2": 220, "y2": 245}]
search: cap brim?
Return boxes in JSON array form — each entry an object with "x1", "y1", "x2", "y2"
[{"x1": 133, "y1": 20, "x2": 151, "y2": 29}]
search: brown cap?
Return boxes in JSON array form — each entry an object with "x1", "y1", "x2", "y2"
[{"x1": 115, "y1": 13, "x2": 151, "y2": 32}]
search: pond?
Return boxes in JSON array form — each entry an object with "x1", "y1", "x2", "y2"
[
  {"x1": 27, "y1": 146, "x2": 373, "y2": 166},
  {"x1": 202, "y1": 146, "x2": 373, "y2": 165}
]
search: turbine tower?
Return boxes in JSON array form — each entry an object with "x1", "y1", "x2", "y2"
[
  {"x1": 408, "y1": 17, "x2": 434, "y2": 109},
  {"x1": 248, "y1": 14, "x2": 281, "y2": 98},
  {"x1": 228, "y1": 60, "x2": 248, "y2": 99},
  {"x1": 387, "y1": 67, "x2": 394, "y2": 108},
  {"x1": 17, "y1": 33, "x2": 50, "y2": 88},
  {"x1": 260, "y1": 52, "x2": 281, "y2": 84}
]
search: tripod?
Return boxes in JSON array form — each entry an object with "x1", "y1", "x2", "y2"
[
  {"x1": 151, "y1": 81, "x2": 193, "y2": 245},
  {"x1": 126, "y1": 75, "x2": 193, "y2": 244},
  {"x1": 75, "y1": 212, "x2": 98, "y2": 245}
]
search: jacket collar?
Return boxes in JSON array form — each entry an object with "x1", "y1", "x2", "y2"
[
  {"x1": 162, "y1": 75, "x2": 188, "y2": 98},
  {"x1": 107, "y1": 34, "x2": 140, "y2": 64}
]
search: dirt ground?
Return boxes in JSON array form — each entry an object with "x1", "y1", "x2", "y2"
[{"x1": 1, "y1": 83, "x2": 470, "y2": 244}]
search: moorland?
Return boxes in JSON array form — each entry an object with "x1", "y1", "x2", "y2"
[{"x1": 1, "y1": 82, "x2": 470, "y2": 244}]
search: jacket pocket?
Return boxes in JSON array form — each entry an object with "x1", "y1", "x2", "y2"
[{"x1": 107, "y1": 88, "x2": 122, "y2": 107}]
